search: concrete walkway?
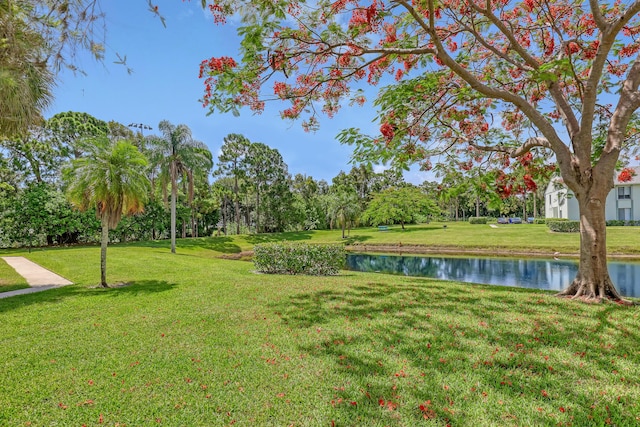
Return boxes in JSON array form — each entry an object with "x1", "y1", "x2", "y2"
[{"x1": 0, "y1": 256, "x2": 73, "y2": 299}]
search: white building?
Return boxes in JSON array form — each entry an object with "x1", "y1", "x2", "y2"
[{"x1": 544, "y1": 166, "x2": 640, "y2": 221}]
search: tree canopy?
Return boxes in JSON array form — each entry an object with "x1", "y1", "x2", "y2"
[
  {"x1": 362, "y1": 186, "x2": 438, "y2": 229},
  {"x1": 199, "y1": 0, "x2": 640, "y2": 302}
]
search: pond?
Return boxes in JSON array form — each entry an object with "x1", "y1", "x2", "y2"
[{"x1": 345, "y1": 253, "x2": 640, "y2": 298}]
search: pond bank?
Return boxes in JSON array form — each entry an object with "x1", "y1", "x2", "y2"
[
  {"x1": 216, "y1": 244, "x2": 640, "y2": 261},
  {"x1": 345, "y1": 244, "x2": 640, "y2": 260}
]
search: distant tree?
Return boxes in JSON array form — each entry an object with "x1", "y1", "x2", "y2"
[
  {"x1": 214, "y1": 134, "x2": 250, "y2": 234},
  {"x1": 292, "y1": 174, "x2": 327, "y2": 230},
  {"x1": 212, "y1": 177, "x2": 235, "y2": 235},
  {"x1": 0, "y1": 127, "x2": 58, "y2": 184},
  {"x1": 64, "y1": 137, "x2": 149, "y2": 287},
  {"x1": 245, "y1": 142, "x2": 293, "y2": 232},
  {"x1": 362, "y1": 186, "x2": 438, "y2": 229},
  {"x1": 327, "y1": 190, "x2": 361, "y2": 239},
  {"x1": 147, "y1": 120, "x2": 212, "y2": 253}
]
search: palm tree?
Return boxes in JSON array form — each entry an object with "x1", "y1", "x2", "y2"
[
  {"x1": 327, "y1": 191, "x2": 361, "y2": 239},
  {"x1": 0, "y1": 1, "x2": 54, "y2": 137},
  {"x1": 64, "y1": 137, "x2": 150, "y2": 287},
  {"x1": 147, "y1": 120, "x2": 213, "y2": 253}
]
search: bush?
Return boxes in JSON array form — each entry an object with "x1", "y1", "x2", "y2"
[
  {"x1": 468, "y1": 217, "x2": 487, "y2": 224},
  {"x1": 546, "y1": 220, "x2": 580, "y2": 232},
  {"x1": 253, "y1": 242, "x2": 345, "y2": 275},
  {"x1": 534, "y1": 218, "x2": 547, "y2": 224},
  {"x1": 606, "y1": 220, "x2": 640, "y2": 226}
]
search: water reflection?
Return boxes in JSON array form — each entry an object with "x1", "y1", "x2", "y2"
[{"x1": 345, "y1": 254, "x2": 640, "y2": 298}]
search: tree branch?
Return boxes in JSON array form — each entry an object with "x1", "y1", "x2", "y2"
[
  {"x1": 581, "y1": 0, "x2": 640, "y2": 158},
  {"x1": 469, "y1": 137, "x2": 552, "y2": 157},
  {"x1": 394, "y1": 0, "x2": 570, "y2": 158},
  {"x1": 599, "y1": 59, "x2": 640, "y2": 177},
  {"x1": 588, "y1": 0, "x2": 607, "y2": 31}
]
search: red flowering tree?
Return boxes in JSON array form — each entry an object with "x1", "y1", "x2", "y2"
[{"x1": 198, "y1": 0, "x2": 640, "y2": 303}]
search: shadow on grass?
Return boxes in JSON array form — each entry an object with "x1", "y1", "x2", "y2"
[
  {"x1": 343, "y1": 234, "x2": 372, "y2": 244},
  {"x1": 101, "y1": 280, "x2": 178, "y2": 296},
  {"x1": 0, "y1": 280, "x2": 176, "y2": 314},
  {"x1": 120, "y1": 237, "x2": 242, "y2": 254},
  {"x1": 244, "y1": 231, "x2": 314, "y2": 245},
  {"x1": 270, "y1": 278, "x2": 640, "y2": 425},
  {"x1": 385, "y1": 225, "x2": 446, "y2": 233}
]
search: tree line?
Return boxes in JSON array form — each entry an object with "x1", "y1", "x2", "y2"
[{"x1": 0, "y1": 111, "x2": 556, "y2": 250}]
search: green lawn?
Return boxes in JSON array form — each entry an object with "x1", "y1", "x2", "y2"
[
  {"x1": 118, "y1": 222, "x2": 640, "y2": 257},
  {"x1": 0, "y1": 242, "x2": 639, "y2": 426},
  {"x1": 0, "y1": 257, "x2": 30, "y2": 292}
]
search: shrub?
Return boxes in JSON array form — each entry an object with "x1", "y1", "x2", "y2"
[
  {"x1": 534, "y1": 218, "x2": 547, "y2": 224},
  {"x1": 546, "y1": 220, "x2": 580, "y2": 232},
  {"x1": 468, "y1": 217, "x2": 487, "y2": 224},
  {"x1": 606, "y1": 220, "x2": 640, "y2": 226},
  {"x1": 253, "y1": 242, "x2": 345, "y2": 275}
]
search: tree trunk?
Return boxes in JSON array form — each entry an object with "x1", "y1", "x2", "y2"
[
  {"x1": 100, "y1": 219, "x2": 109, "y2": 288},
  {"x1": 170, "y1": 178, "x2": 177, "y2": 253},
  {"x1": 557, "y1": 190, "x2": 625, "y2": 302},
  {"x1": 533, "y1": 193, "x2": 537, "y2": 218},
  {"x1": 222, "y1": 196, "x2": 228, "y2": 235},
  {"x1": 475, "y1": 196, "x2": 480, "y2": 217},
  {"x1": 234, "y1": 175, "x2": 240, "y2": 235},
  {"x1": 256, "y1": 187, "x2": 261, "y2": 234},
  {"x1": 523, "y1": 192, "x2": 527, "y2": 219}
]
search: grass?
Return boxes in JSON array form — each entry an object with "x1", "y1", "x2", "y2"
[
  {"x1": 0, "y1": 242, "x2": 639, "y2": 426},
  {"x1": 0, "y1": 257, "x2": 30, "y2": 292},
  {"x1": 127, "y1": 222, "x2": 640, "y2": 257}
]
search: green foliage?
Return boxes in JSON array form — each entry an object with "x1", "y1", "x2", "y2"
[
  {"x1": 65, "y1": 137, "x2": 150, "y2": 229},
  {"x1": 606, "y1": 220, "x2": 640, "y2": 226},
  {"x1": 546, "y1": 220, "x2": 580, "y2": 233},
  {"x1": 253, "y1": 242, "x2": 345, "y2": 275},
  {"x1": 362, "y1": 186, "x2": 438, "y2": 229},
  {"x1": 0, "y1": 0, "x2": 54, "y2": 137},
  {"x1": 2, "y1": 182, "x2": 100, "y2": 247},
  {"x1": 534, "y1": 218, "x2": 547, "y2": 224},
  {"x1": 468, "y1": 217, "x2": 487, "y2": 224}
]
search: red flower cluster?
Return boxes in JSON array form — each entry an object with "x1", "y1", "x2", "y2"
[
  {"x1": 618, "y1": 167, "x2": 636, "y2": 182},
  {"x1": 523, "y1": 174, "x2": 537, "y2": 192},
  {"x1": 208, "y1": 3, "x2": 226, "y2": 24},
  {"x1": 519, "y1": 152, "x2": 533, "y2": 167},
  {"x1": 199, "y1": 56, "x2": 237, "y2": 78},
  {"x1": 380, "y1": 122, "x2": 394, "y2": 141}
]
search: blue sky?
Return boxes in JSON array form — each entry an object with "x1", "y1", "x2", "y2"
[{"x1": 49, "y1": 0, "x2": 430, "y2": 184}]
